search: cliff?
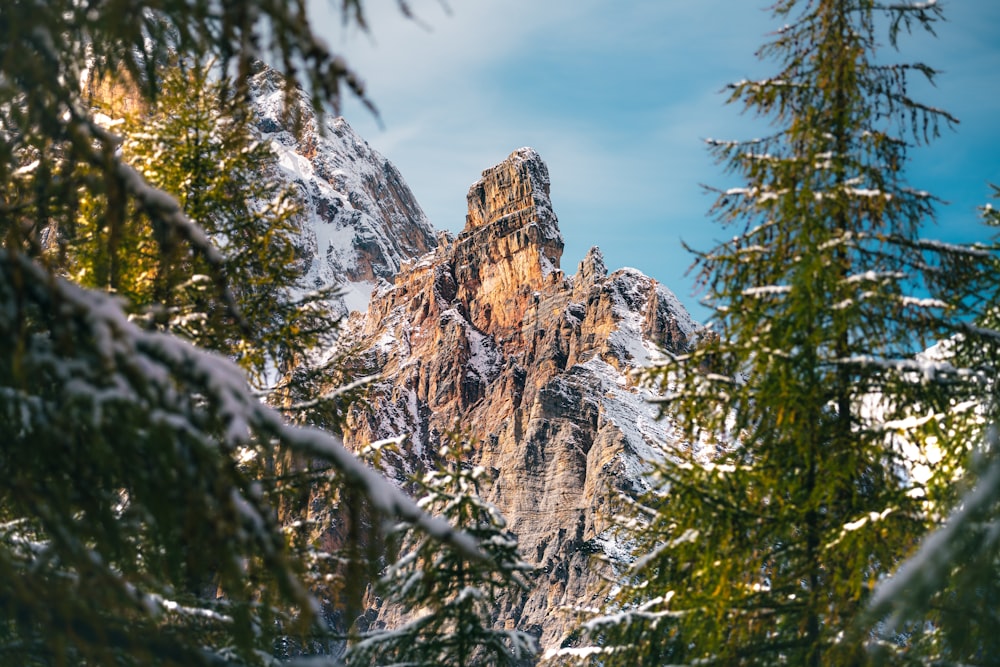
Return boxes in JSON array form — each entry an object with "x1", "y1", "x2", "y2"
[
  {"x1": 248, "y1": 66, "x2": 438, "y2": 315},
  {"x1": 342, "y1": 148, "x2": 696, "y2": 650}
]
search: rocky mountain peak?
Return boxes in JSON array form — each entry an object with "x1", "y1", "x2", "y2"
[
  {"x1": 465, "y1": 147, "x2": 555, "y2": 234},
  {"x1": 462, "y1": 146, "x2": 562, "y2": 269},
  {"x1": 340, "y1": 148, "x2": 698, "y2": 651},
  {"x1": 574, "y1": 246, "x2": 608, "y2": 292},
  {"x1": 247, "y1": 65, "x2": 437, "y2": 315},
  {"x1": 450, "y1": 148, "x2": 565, "y2": 343}
]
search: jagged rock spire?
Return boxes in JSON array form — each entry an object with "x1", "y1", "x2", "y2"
[
  {"x1": 462, "y1": 147, "x2": 563, "y2": 269},
  {"x1": 452, "y1": 148, "x2": 565, "y2": 339}
]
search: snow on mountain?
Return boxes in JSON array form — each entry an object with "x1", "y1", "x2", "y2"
[
  {"x1": 247, "y1": 65, "x2": 437, "y2": 316},
  {"x1": 334, "y1": 147, "x2": 698, "y2": 651}
]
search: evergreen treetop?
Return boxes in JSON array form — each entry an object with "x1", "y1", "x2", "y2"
[
  {"x1": 557, "y1": 1, "x2": 999, "y2": 665},
  {"x1": 346, "y1": 437, "x2": 538, "y2": 667}
]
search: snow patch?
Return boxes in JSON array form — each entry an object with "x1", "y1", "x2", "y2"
[{"x1": 248, "y1": 68, "x2": 435, "y2": 316}]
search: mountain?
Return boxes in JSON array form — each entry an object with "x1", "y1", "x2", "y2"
[
  {"x1": 336, "y1": 146, "x2": 697, "y2": 650},
  {"x1": 84, "y1": 61, "x2": 697, "y2": 656},
  {"x1": 242, "y1": 66, "x2": 697, "y2": 650},
  {"x1": 248, "y1": 65, "x2": 439, "y2": 315}
]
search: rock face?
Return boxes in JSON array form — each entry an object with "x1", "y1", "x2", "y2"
[
  {"x1": 248, "y1": 66, "x2": 438, "y2": 314},
  {"x1": 342, "y1": 148, "x2": 697, "y2": 651},
  {"x1": 455, "y1": 148, "x2": 564, "y2": 341}
]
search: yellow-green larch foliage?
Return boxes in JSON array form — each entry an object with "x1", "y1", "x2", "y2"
[{"x1": 558, "y1": 2, "x2": 1000, "y2": 666}]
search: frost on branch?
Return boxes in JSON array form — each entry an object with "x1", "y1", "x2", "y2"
[
  {"x1": 344, "y1": 436, "x2": 537, "y2": 667},
  {"x1": 0, "y1": 250, "x2": 480, "y2": 664}
]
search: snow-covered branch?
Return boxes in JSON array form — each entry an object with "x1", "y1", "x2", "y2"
[
  {"x1": 2, "y1": 249, "x2": 484, "y2": 562},
  {"x1": 869, "y1": 427, "x2": 1000, "y2": 631}
]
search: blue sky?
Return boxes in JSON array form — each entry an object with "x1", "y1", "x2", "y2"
[{"x1": 308, "y1": 1, "x2": 1000, "y2": 323}]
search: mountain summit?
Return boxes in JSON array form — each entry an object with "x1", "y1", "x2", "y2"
[
  {"x1": 248, "y1": 65, "x2": 438, "y2": 315},
  {"x1": 340, "y1": 147, "x2": 696, "y2": 649}
]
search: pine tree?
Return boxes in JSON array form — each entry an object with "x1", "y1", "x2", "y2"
[
  {"x1": 557, "y1": 2, "x2": 998, "y2": 665},
  {"x1": 345, "y1": 437, "x2": 538, "y2": 667},
  {"x1": 73, "y1": 60, "x2": 339, "y2": 393},
  {"x1": 0, "y1": 2, "x2": 482, "y2": 665},
  {"x1": 863, "y1": 184, "x2": 1000, "y2": 665}
]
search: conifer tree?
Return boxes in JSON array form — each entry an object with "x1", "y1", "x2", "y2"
[
  {"x1": 73, "y1": 61, "x2": 339, "y2": 393},
  {"x1": 557, "y1": 2, "x2": 998, "y2": 665},
  {"x1": 863, "y1": 184, "x2": 1000, "y2": 665},
  {"x1": 345, "y1": 437, "x2": 538, "y2": 667},
  {"x1": 0, "y1": 2, "x2": 482, "y2": 665}
]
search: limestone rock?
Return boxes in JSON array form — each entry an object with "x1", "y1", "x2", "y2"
[
  {"x1": 454, "y1": 148, "x2": 564, "y2": 342},
  {"x1": 341, "y1": 148, "x2": 697, "y2": 651}
]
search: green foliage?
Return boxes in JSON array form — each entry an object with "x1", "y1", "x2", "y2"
[
  {"x1": 0, "y1": 255, "x2": 324, "y2": 665},
  {"x1": 862, "y1": 184, "x2": 1000, "y2": 666},
  {"x1": 345, "y1": 436, "x2": 538, "y2": 667},
  {"x1": 561, "y1": 2, "x2": 999, "y2": 666},
  {"x1": 72, "y1": 61, "x2": 339, "y2": 392},
  {"x1": 976, "y1": 184, "x2": 1000, "y2": 335},
  {"x1": 1, "y1": 0, "x2": 374, "y2": 271},
  {"x1": 0, "y1": 1, "x2": 481, "y2": 665}
]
